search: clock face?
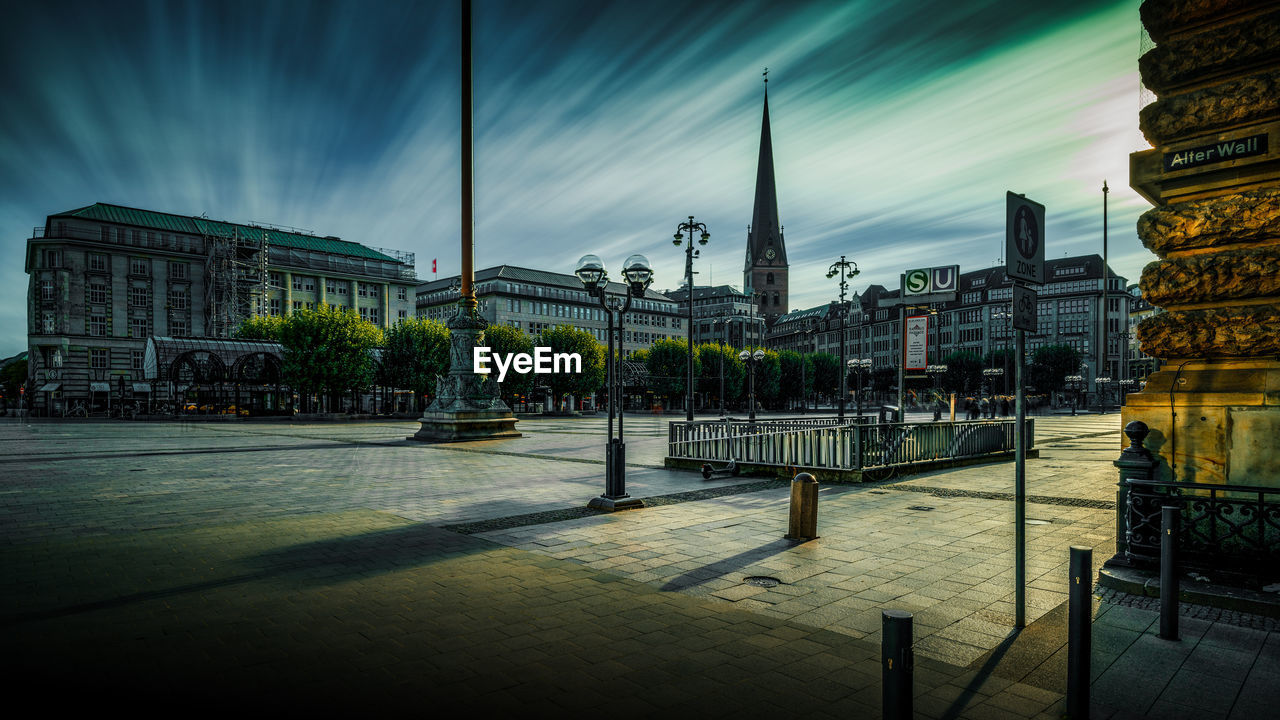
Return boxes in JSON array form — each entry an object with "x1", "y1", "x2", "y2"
[{"x1": 765, "y1": 248, "x2": 776, "y2": 260}]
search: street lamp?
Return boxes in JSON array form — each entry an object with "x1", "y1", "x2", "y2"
[
  {"x1": 848, "y1": 357, "x2": 872, "y2": 421},
  {"x1": 991, "y1": 306, "x2": 1012, "y2": 395},
  {"x1": 575, "y1": 253, "x2": 653, "y2": 511},
  {"x1": 926, "y1": 363, "x2": 948, "y2": 420},
  {"x1": 826, "y1": 255, "x2": 860, "y2": 421},
  {"x1": 739, "y1": 348, "x2": 765, "y2": 422},
  {"x1": 712, "y1": 318, "x2": 728, "y2": 416},
  {"x1": 1095, "y1": 376, "x2": 1113, "y2": 413},
  {"x1": 673, "y1": 216, "x2": 710, "y2": 421},
  {"x1": 1065, "y1": 374, "x2": 1084, "y2": 416}
]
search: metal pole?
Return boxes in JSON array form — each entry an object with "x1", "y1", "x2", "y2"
[
  {"x1": 838, "y1": 305, "x2": 846, "y2": 420},
  {"x1": 1015, "y1": 324, "x2": 1026, "y2": 628},
  {"x1": 882, "y1": 610, "x2": 913, "y2": 720},
  {"x1": 1159, "y1": 506, "x2": 1180, "y2": 641},
  {"x1": 459, "y1": 0, "x2": 475, "y2": 311},
  {"x1": 1067, "y1": 546, "x2": 1092, "y2": 719},
  {"x1": 897, "y1": 305, "x2": 905, "y2": 422},
  {"x1": 686, "y1": 236, "x2": 694, "y2": 421},
  {"x1": 1097, "y1": 181, "x2": 1109, "y2": 412},
  {"x1": 718, "y1": 332, "x2": 725, "y2": 416}
]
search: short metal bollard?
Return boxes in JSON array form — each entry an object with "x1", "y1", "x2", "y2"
[
  {"x1": 1159, "y1": 506, "x2": 1180, "y2": 641},
  {"x1": 785, "y1": 472, "x2": 818, "y2": 540},
  {"x1": 1067, "y1": 546, "x2": 1092, "y2": 719},
  {"x1": 882, "y1": 610, "x2": 913, "y2": 720}
]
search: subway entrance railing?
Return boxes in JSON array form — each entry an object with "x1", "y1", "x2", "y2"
[{"x1": 666, "y1": 417, "x2": 1033, "y2": 473}]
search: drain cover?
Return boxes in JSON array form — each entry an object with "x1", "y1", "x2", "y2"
[
  {"x1": 744, "y1": 576, "x2": 781, "y2": 588},
  {"x1": 1025, "y1": 519, "x2": 1050, "y2": 525},
  {"x1": 907, "y1": 505, "x2": 935, "y2": 511}
]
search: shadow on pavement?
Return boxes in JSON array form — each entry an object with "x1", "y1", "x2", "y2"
[{"x1": 660, "y1": 538, "x2": 798, "y2": 591}]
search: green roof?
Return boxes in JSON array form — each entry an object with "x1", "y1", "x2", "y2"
[{"x1": 55, "y1": 203, "x2": 403, "y2": 263}]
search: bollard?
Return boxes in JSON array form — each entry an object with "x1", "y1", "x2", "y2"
[
  {"x1": 786, "y1": 473, "x2": 819, "y2": 540},
  {"x1": 1067, "y1": 546, "x2": 1092, "y2": 719},
  {"x1": 1159, "y1": 506, "x2": 1180, "y2": 641},
  {"x1": 882, "y1": 610, "x2": 913, "y2": 720}
]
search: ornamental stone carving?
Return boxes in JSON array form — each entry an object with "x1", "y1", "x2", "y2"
[
  {"x1": 1137, "y1": 303, "x2": 1280, "y2": 358},
  {"x1": 1141, "y1": 246, "x2": 1280, "y2": 305},
  {"x1": 1136, "y1": 188, "x2": 1280, "y2": 257}
]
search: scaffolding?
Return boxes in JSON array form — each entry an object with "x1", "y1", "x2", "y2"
[{"x1": 201, "y1": 222, "x2": 268, "y2": 338}]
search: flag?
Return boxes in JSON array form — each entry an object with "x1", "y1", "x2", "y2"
[{"x1": 432, "y1": 258, "x2": 437, "y2": 273}]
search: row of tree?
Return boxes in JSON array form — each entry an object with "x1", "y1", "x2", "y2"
[{"x1": 233, "y1": 306, "x2": 1084, "y2": 412}]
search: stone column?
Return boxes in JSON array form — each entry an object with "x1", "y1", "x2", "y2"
[
  {"x1": 283, "y1": 271, "x2": 293, "y2": 315},
  {"x1": 1125, "y1": 0, "x2": 1280, "y2": 487}
]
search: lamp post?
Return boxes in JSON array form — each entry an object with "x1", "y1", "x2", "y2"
[
  {"x1": 926, "y1": 363, "x2": 948, "y2": 420},
  {"x1": 712, "y1": 318, "x2": 728, "y2": 416},
  {"x1": 848, "y1": 357, "x2": 872, "y2": 421},
  {"x1": 575, "y1": 253, "x2": 653, "y2": 511},
  {"x1": 991, "y1": 306, "x2": 1012, "y2": 395},
  {"x1": 673, "y1": 216, "x2": 710, "y2": 421},
  {"x1": 826, "y1": 256, "x2": 860, "y2": 420},
  {"x1": 1095, "y1": 376, "x2": 1113, "y2": 413},
  {"x1": 739, "y1": 348, "x2": 765, "y2": 422},
  {"x1": 1119, "y1": 377, "x2": 1136, "y2": 407},
  {"x1": 1065, "y1": 374, "x2": 1084, "y2": 416}
]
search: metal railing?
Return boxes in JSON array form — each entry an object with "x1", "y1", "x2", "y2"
[
  {"x1": 668, "y1": 417, "x2": 1031, "y2": 472},
  {"x1": 1124, "y1": 479, "x2": 1280, "y2": 574}
]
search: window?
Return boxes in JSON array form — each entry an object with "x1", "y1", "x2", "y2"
[
  {"x1": 88, "y1": 284, "x2": 107, "y2": 304},
  {"x1": 302, "y1": 277, "x2": 314, "y2": 292},
  {"x1": 766, "y1": 273, "x2": 774, "y2": 285},
  {"x1": 359, "y1": 307, "x2": 369, "y2": 321},
  {"x1": 270, "y1": 272, "x2": 282, "y2": 288},
  {"x1": 970, "y1": 278, "x2": 985, "y2": 288},
  {"x1": 89, "y1": 254, "x2": 108, "y2": 272},
  {"x1": 326, "y1": 279, "x2": 337, "y2": 294},
  {"x1": 130, "y1": 258, "x2": 149, "y2": 276},
  {"x1": 169, "y1": 261, "x2": 187, "y2": 280},
  {"x1": 130, "y1": 318, "x2": 149, "y2": 338},
  {"x1": 397, "y1": 286, "x2": 407, "y2": 301},
  {"x1": 169, "y1": 289, "x2": 188, "y2": 310},
  {"x1": 292, "y1": 276, "x2": 303, "y2": 290},
  {"x1": 42, "y1": 312, "x2": 56, "y2": 333},
  {"x1": 398, "y1": 309, "x2": 407, "y2": 320},
  {"x1": 41, "y1": 279, "x2": 55, "y2": 300},
  {"x1": 100, "y1": 226, "x2": 110, "y2": 243},
  {"x1": 292, "y1": 301, "x2": 302, "y2": 310},
  {"x1": 358, "y1": 283, "x2": 370, "y2": 298},
  {"x1": 169, "y1": 318, "x2": 187, "y2": 337},
  {"x1": 963, "y1": 291, "x2": 982, "y2": 304},
  {"x1": 773, "y1": 292, "x2": 779, "y2": 306},
  {"x1": 46, "y1": 250, "x2": 62, "y2": 268},
  {"x1": 336, "y1": 282, "x2": 348, "y2": 296},
  {"x1": 129, "y1": 287, "x2": 150, "y2": 308},
  {"x1": 131, "y1": 350, "x2": 145, "y2": 371},
  {"x1": 269, "y1": 298, "x2": 281, "y2": 316},
  {"x1": 90, "y1": 349, "x2": 108, "y2": 370},
  {"x1": 89, "y1": 315, "x2": 107, "y2": 337}
]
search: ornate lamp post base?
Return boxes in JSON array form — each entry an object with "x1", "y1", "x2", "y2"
[
  {"x1": 588, "y1": 495, "x2": 645, "y2": 511},
  {"x1": 409, "y1": 308, "x2": 520, "y2": 443}
]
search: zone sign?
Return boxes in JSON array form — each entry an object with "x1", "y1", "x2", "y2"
[{"x1": 1006, "y1": 192, "x2": 1045, "y2": 285}]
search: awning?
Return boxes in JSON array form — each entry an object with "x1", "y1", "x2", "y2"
[
  {"x1": 132, "y1": 383, "x2": 152, "y2": 393},
  {"x1": 38, "y1": 383, "x2": 60, "y2": 392},
  {"x1": 89, "y1": 382, "x2": 110, "y2": 392}
]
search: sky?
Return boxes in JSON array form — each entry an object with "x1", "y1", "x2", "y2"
[{"x1": 0, "y1": 0, "x2": 1156, "y2": 355}]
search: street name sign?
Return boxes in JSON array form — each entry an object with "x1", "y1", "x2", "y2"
[
  {"x1": 1012, "y1": 284, "x2": 1037, "y2": 332},
  {"x1": 1006, "y1": 192, "x2": 1045, "y2": 285}
]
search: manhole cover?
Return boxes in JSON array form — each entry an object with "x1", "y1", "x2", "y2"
[
  {"x1": 744, "y1": 576, "x2": 781, "y2": 588},
  {"x1": 907, "y1": 506, "x2": 935, "y2": 511},
  {"x1": 1025, "y1": 519, "x2": 1050, "y2": 525}
]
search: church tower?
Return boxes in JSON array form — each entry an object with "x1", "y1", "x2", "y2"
[{"x1": 744, "y1": 72, "x2": 787, "y2": 322}]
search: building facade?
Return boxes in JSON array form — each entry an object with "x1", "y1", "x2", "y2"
[
  {"x1": 417, "y1": 265, "x2": 682, "y2": 352},
  {"x1": 664, "y1": 285, "x2": 765, "y2": 351},
  {"x1": 24, "y1": 203, "x2": 415, "y2": 413},
  {"x1": 767, "y1": 254, "x2": 1131, "y2": 392},
  {"x1": 743, "y1": 85, "x2": 789, "y2": 322}
]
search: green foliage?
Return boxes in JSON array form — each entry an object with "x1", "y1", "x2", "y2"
[
  {"x1": 777, "y1": 350, "x2": 813, "y2": 406},
  {"x1": 1, "y1": 359, "x2": 28, "y2": 399},
  {"x1": 485, "y1": 323, "x2": 535, "y2": 405},
  {"x1": 696, "y1": 343, "x2": 745, "y2": 406},
  {"x1": 278, "y1": 305, "x2": 384, "y2": 397},
  {"x1": 233, "y1": 314, "x2": 284, "y2": 341},
  {"x1": 751, "y1": 347, "x2": 781, "y2": 408},
  {"x1": 1028, "y1": 344, "x2": 1082, "y2": 394},
  {"x1": 645, "y1": 338, "x2": 698, "y2": 404},
  {"x1": 382, "y1": 318, "x2": 451, "y2": 398},
  {"x1": 536, "y1": 325, "x2": 605, "y2": 403},
  {"x1": 871, "y1": 366, "x2": 898, "y2": 393},
  {"x1": 811, "y1": 353, "x2": 839, "y2": 398},
  {"x1": 940, "y1": 351, "x2": 982, "y2": 394}
]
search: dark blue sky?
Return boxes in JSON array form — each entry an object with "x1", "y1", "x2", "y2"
[{"x1": 1, "y1": 0, "x2": 1149, "y2": 353}]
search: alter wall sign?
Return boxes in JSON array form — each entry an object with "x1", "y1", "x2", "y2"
[{"x1": 1163, "y1": 134, "x2": 1267, "y2": 172}]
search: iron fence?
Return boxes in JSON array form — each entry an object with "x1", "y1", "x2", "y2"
[
  {"x1": 1124, "y1": 479, "x2": 1280, "y2": 575},
  {"x1": 668, "y1": 417, "x2": 1031, "y2": 472}
]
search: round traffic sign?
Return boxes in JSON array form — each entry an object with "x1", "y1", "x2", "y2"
[
  {"x1": 1014, "y1": 205, "x2": 1039, "y2": 259},
  {"x1": 905, "y1": 269, "x2": 929, "y2": 294}
]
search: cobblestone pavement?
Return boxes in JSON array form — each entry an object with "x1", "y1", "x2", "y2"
[{"x1": 1, "y1": 412, "x2": 1273, "y2": 717}]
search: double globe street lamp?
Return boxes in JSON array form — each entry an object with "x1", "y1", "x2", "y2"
[
  {"x1": 827, "y1": 256, "x2": 860, "y2": 421},
  {"x1": 847, "y1": 357, "x2": 872, "y2": 421},
  {"x1": 673, "y1": 217, "x2": 710, "y2": 421},
  {"x1": 739, "y1": 348, "x2": 765, "y2": 422},
  {"x1": 575, "y1": 253, "x2": 654, "y2": 511}
]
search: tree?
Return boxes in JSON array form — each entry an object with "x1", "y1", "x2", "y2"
[
  {"x1": 382, "y1": 318, "x2": 451, "y2": 411},
  {"x1": 645, "y1": 338, "x2": 697, "y2": 407},
  {"x1": 536, "y1": 325, "x2": 605, "y2": 410},
  {"x1": 939, "y1": 351, "x2": 982, "y2": 395},
  {"x1": 1, "y1": 359, "x2": 28, "y2": 405},
  {"x1": 233, "y1": 314, "x2": 283, "y2": 341},
  {"x1": 984, "y1": 347, "x2": 1016, "y2": 394},
  {"x1": 485, "y1": 323, "x2": 534, "y2": 407},
  {"x1": 777, "y1": 350, "x2": 813, "y2": 408},
  {"x1": 811, "y1": 352, "x2": 840, "y2": 401},
  {"x1": 278, "y1": 305, "x2": 383, "y2": 411},
  {"x1": 753, "y1": 348, "x2": 781, "y2": 409},
  {"x1": 697, "y1": 343, "x2": 744, "y2": 409},
  {"x1": 1029, "y1": 344, "x2": 1082, "y2": 397}
]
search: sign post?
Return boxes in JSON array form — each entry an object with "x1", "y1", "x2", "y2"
[{"x1": 1006, "y1": 192, "x2": 1045, "y2": 630}]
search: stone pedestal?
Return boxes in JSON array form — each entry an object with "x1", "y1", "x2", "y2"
[
  {"x1": 1124, "y1": 0, "x2": 1280, "y2": 489},
  {"x1": 410, "y1": 307, "x2": 520, "y2": 443}
]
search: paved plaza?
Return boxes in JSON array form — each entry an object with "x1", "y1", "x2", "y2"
[{"x1": 1, "y1": 412, "x2": 1276, "y2": 717}]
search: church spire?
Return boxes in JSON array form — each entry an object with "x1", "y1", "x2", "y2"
[{"x1": 744, "y1": 69, "x2": 788, "y2": 320}]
